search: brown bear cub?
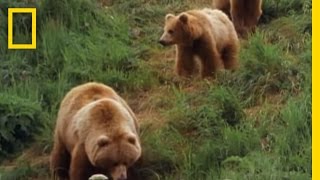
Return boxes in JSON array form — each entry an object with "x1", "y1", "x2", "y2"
[
  {"x1": 212, "y1": 0, "x2": 263, "y2": 37},
  {"x1": 159, "y1": 8, "x2": 239, "y2": 78},
  {"x1": 50, "y1": 82, "x2": 141, "y2": 180}
]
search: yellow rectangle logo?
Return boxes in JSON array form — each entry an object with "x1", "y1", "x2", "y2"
[{"x1": 8, "y1": 8, "x2": 36, "y2": 49}]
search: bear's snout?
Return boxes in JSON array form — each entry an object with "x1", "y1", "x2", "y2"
[
  {"x1": 159, "y1": 39, "x2": 173, "y2": 46},
  {"x1": 114, "y1": 175, "x2": 126, "y2": 180},
  {"x1": 111, "y1": 165, "x2": 127, "y2": 180},
  {"x1": 158, "y1": 39, "x2": 167, "y2": 46}
]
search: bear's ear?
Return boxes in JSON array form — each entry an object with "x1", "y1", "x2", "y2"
[
  {"x1": 97, "y1": 135, "x2": 111, "y2": 147},
  {"x1": 165, "y1": 14, "x2": 175, "y2": 21},
  {"x1": 179, "y1": 13, "x2": 188, "y2": 24}
]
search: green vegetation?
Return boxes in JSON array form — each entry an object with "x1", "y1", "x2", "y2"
[{"x1": 0, "y1": 0, "x2": 311, "y2": 179}]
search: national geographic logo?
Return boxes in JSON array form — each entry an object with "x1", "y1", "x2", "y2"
[{"x1": 8, "y1": 8, "x2": 37, "y2": 49}]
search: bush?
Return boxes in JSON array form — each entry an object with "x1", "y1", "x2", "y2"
[{"x1": 0, "y1": 93, "x2": 43, "y2": 159}]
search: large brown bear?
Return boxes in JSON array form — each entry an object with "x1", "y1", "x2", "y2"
[
  {"x1": 50, "y1": 82, "x2": 141, "y2": 180},
  {"x1": 212, "y1": 0, "x2": 263, "y2": 37},
  {"x1": 159, "y1": 8, "x2": 239, "y2": 78},
  {"x1": 212, "y1": 0, "x2": 231, "y2": 17}
]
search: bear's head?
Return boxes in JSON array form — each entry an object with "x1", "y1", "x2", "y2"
[
  {"x1": 92, "y1": 133, "x2": 140, "y2": 180},
  {"x1": 240, "y1": 3, "x2": 263, "y2": 37},
  {"x1": 159, "y1": 13, "x2": 202, "y2": 46},
  {"x1": 77, "y1": 99, "x2": 141, "y2": 180}
]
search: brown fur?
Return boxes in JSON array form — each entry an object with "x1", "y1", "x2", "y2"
[
  {"x1": 212, "y1": 0, "x2": 231, "y2": 17},
  {"x1": 159, "y1": 8, "x2": 239, "y2": 78},
  {"x1": 212, "y1": 0, "x2": 263, "y2": 37},
  {"x1": 50, "y1": 82, "x2": 141, "y2": 180}
]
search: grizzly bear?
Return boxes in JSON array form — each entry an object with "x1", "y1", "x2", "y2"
[
  {"x1": 212, "y1": 0, "x2": 263, "y2": 37},
  {"x1": 159, "y1": 8, "x2": 239, "y2": 78},
  {"x1": 50, "y1": 82, "x2": 141, "y2": 180},
  {"x1": 212, "y1": 0, "x2": 231, "y2": 17}
]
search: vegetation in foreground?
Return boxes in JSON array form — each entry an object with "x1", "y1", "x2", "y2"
[{"x1": 0, "y1": 0, "x2": 311, "y2": 179}]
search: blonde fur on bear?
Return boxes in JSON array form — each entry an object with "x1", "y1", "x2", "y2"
[
  {"x1": 50, "y1": 82, "x2": 141, "y2": 180},
  {"x1": 159, "y1": 8, "x2": 239, "y2": 78}
]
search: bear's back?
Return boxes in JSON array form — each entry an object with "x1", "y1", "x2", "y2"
[
  {"x1": 64, "y1": 82, "x2": 117, "y2": 109},
  {"x1": 55, "y1": 83, "x2": 119, "y2": 144},
  {"x1": 73, "y1": 97, "x2": 135, "y2": 140},
  {"x1": 58, "y1": 83, "x2": 118, "y2": 119},
  {"x1": 231, "y1": 0, "x2": 262, "y2": 22},
  {"x1": 201, "y1": 9, "x2": 237, "y2": 49}
]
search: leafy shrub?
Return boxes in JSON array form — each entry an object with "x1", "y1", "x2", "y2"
[{"x1": 0, "y1": 93, "x2": 43, "y2": 159}]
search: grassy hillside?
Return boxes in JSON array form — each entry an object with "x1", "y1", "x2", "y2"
[{"x1": 0, "y1": 0, "x2": 311, "y2": 179}]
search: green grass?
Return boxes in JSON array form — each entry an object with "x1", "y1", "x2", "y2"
[{"x1": 0, "y1": 0, "x2": 311, "y2": 179}]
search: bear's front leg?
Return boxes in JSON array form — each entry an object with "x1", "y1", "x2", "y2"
[
  {"x1": 70, "y1": 144, "x2": 95, "y2": 180},
  {"x1": 175, "y1": 45, "x2": 195, "y2": 77},
  {"x1": 50, "y1": 136, "x2": 70, "y2": 180}
]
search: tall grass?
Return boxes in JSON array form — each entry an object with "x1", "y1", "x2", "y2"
[
  {"x1": 0, "y1": 0, "x2": 311, "y2": 179},
  {"x1": 0, "y1": 0, "x2": 156, "y2": 160}
]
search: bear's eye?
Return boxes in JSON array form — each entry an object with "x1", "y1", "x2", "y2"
[
  {"x1": 113, "y1": 162, "x2": 119, "y2": 167},
  {"x1": 168, "y1": 30, "x2": 174, "y2": 34},
  {"x1": 97, "y1": 136, "x2": 110, "y2": 147}
]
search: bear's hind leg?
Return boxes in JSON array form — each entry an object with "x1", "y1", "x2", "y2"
[
  {"x1": 221, "y1": 41, "x2": 239, "y2": 70},
  {"x1": 198, "y1": 47, "x2": 224, "y2": 78}
]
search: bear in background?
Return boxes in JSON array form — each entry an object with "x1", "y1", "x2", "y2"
[
  {"x1": 50, "y1": 82, "x2": 141, "y2": 180},
  {"x1": 213, "y1": 0, "x2": 263, "y2": 37},
  {"x1": 212, "y1": 0, "x2": 231, "y2": 17},
  {"x1": 159, "y1": 8, "x2": 239, "y2": 78}
]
